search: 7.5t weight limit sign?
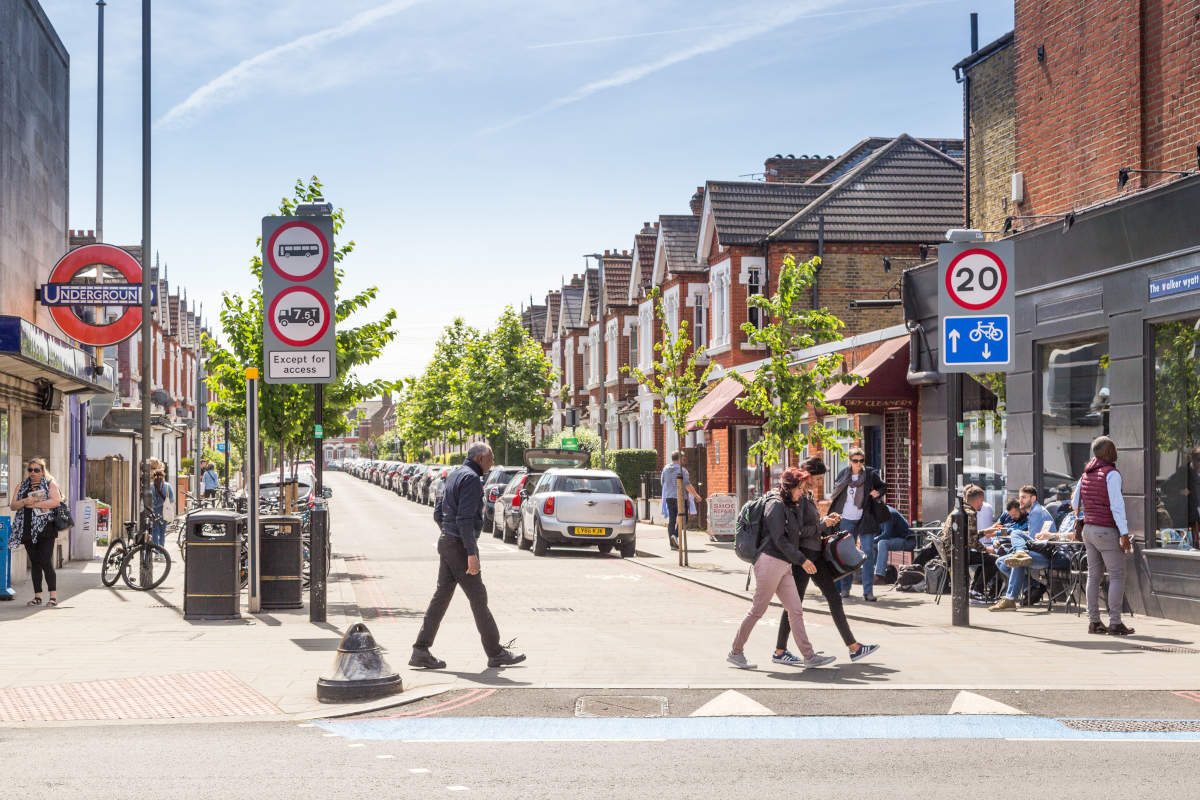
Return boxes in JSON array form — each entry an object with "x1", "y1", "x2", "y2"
[
  {"x1": 262, "y1": 215, "x2": 336, "y2": 384},
  {"x1": 937, "y1": 240, "x2": 1014, "y2": 373}
]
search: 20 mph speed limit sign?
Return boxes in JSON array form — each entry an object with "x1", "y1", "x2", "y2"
[{"x1": 938, "y1": 240, "x2": 1014, "y2": 373}]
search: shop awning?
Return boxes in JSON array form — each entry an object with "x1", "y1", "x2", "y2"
[
  {"x1": 0, "y1": 315, "x2": 115, "y2": 398},
  {"x1": 825, "y1": 336, "x2": 915, "y2": 409},
  {"x1": 685, "y1": 373, "x2": 762, "y2": 431}
]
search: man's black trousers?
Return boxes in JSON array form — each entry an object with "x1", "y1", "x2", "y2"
[{"x1": 414, "y1": 534, "x2": 502, "y2": 657}]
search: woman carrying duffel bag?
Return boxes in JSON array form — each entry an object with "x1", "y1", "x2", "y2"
[{"x1": 774, "y1": 457, "x2": 880, "y2": 667}]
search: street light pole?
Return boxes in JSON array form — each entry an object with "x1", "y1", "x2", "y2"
[{"x1": 138, "y1": 0, "x2": 152, "y2": 537}]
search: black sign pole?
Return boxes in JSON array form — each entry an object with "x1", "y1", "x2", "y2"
[{"x1": 948, "y1": 371, "x2": 969, "y2": 626}]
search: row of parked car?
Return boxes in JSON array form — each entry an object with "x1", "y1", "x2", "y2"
[{"x1": 338, "y1": 450, "x2": 638, "y2": 558}]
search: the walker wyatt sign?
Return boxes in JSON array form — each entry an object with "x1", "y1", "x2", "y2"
[
  {"x1": 937, "y1": 240, "x2": 1015, "y2": 373},
  {"x1": 39, "y1": 244, "x2": 156, "y2": 347},
  {"x1": 262, "y1": 216, "x2": 336, "y2": 384}
]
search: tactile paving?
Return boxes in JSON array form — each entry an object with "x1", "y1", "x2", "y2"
[{"x1": 0, "y1": 670, "x2": 281, "y2": 722}]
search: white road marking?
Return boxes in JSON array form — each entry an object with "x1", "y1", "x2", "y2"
[
  {"x1": 690, "y1": 690, "x2": 775, "y2": 717},
  {"x1": 410, "y1": 768, "x2": 431, "y2": 774},
  {"x1": 1007, "y1": 738, "x2": 1200, "y2": 743},
  {"x1": 322, "y1": 733, "x2": 339, "y2": 738},
  {"x1": 585, "y1": 574, "x2": 642, "y2": 581},
  {"x1": 949, "y1": 691, "x2": 1026, "y2": 715},
  {"x1": 447, "y1": 788, "x2": 469, "y2": 792},
  {"x1": 348, "y1": 743, "x2": 365, "y2": 747},
  {"x1": 297, "y1": 723, "x2": 316, "y2": 728},
  {"x1": 377, "y1": 754, "x2": 395, "y2": 759}
]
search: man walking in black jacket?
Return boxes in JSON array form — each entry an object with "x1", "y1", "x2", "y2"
[{"x1": 411, "y1": 443, "x2": 526, "y2": 670}]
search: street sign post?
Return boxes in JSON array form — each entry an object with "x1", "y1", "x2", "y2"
[
  {"x1": 262, "y1": 216, "x2": 336, "y2": 384},
  {"x1": 938, "y1": 241, "x2": 1015, "y2": 373}
]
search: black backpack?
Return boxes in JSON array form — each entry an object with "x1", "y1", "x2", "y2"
[{"x1": 734, "y1": 491, "x2": 777, "y2": 563}]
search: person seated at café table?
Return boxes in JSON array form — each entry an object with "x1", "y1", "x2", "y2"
[
  {"x1": 989, "y1": 505, "x2": 1076, "y2": 612},
  {"x1": 872, "y1": 506, "x2": 914, "y2": 584}
]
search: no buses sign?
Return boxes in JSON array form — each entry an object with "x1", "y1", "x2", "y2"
[
  {"x1": 261, "y1": 216, "x2": 336, "y2": 384},
  {"x1": 937, "y1": 240, "x2": 1015, "y2": 373}
]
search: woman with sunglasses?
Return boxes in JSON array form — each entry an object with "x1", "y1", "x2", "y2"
[
  {"x1": 8, "y1": 458, "x2": 63, "y2": 607},
  {"x1": 829, "y1": 447, "x2": 887, "y2": 601}
]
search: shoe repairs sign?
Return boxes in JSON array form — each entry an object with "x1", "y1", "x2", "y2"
[{"x1": 262, "y1": 215, "x2": 337, "y2": 384}]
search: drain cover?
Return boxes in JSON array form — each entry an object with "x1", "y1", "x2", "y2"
[
  {"x1": 291, "y1": 638, "x2": 341, "y2": 651},
  {"x1": 1060, "y1": 719, "x2": 1200, "y2": 733},
  {"x1": 575, "y1": 695, "x2": 668, "y2": 718},
  {"x1": 1129, "y1": 644, "x2": 1200, "y2": 654}
]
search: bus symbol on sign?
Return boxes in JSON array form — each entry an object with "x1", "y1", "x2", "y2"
[{"x1": 278, "y1": 243, "x2": 320, "y2": 258}]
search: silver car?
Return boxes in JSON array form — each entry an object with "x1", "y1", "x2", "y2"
[{"x1": 519, "y1": 467, "x2": 637, "y2": 557}]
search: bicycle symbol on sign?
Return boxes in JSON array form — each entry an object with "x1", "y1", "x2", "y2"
[{"x1": 968, "y1": 320, "x2": 1005, "y2": 342}]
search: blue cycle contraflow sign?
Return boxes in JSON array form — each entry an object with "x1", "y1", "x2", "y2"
[{"x1": 943, "y1": 315, "x2": 1010, "y2": 367}]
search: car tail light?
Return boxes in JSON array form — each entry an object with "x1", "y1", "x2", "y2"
[
  {"x1": 625, "y1": 499, "x2": 634, "y2": 518},
  {"x1": 511, "y1": 494, "x2": 521, "y2": 508},
  {"x1": 543, "y1": 497, "x2": 555, "y2": 515}
]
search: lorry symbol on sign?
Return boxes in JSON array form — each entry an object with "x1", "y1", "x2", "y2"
[
  {"x1": 278, "y1": 306, "x2": 320, "y2": 327},
  {"x1": 278, "y1": 242, "x2": 320, "y2": 258}
]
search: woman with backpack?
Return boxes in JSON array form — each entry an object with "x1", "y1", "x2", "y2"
[
  {"x1": 828, "y1": 447, "x2": 888, "y2": 601},
  {"x1": 728, "y1": 464, "x2": 839, "y2": 670},
  {"x1": 773, "y1": 457, "x2": 880, "y2": 666}
]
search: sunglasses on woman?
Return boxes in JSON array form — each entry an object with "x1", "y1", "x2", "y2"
[
  {"x1": 850, "y1": 458, "x2": 865, "y2": 464},
  {"x1": 27, "y1": 467, "x2": 42, "y2": 473}
]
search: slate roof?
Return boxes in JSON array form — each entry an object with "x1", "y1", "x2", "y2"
[
  {"x1": 601, "y1": 256, "x2": 632, "y2": 310},
  {"x1": 522, "y1": 304, "x2": 546, "y2": 341},
  {"x1": 544, "y1": 291, "x2": 561, "y2": 341},
  {"x1": 630, "y1": 224, "x2": 658, "y2": 301},
  {"x1": 659, "y1": 214, "x2": 703, "y2": 273},
  {"x1": 705, "y1": 181, "x2": 827, "y2": 246},
  {"x1": 768, "y1": 135, "x2": 965, "y2": 243},
  {"x1": 560, "y1": 286, "x2": 585, "y2": 330}
]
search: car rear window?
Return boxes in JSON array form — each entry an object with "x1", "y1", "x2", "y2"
[{"x1": 553, "y1": 475, "x2": 623, "y2": 494}]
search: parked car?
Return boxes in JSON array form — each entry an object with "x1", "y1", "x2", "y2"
[
  {"x1": 514, "y1": 449, "x2": 635, "y2": 557},
  {"x1": 417, "y1": 465, "x2": 440, "y2": 505},
  {"x1": 400, "y1": 463, "x2": 423, "y2": 498},
  {"x1": 431, "y1": 466, "x2": 452, "y2": 506},
  {"x1": 482, "y1": 465, "x2": 523, "y2": 532},
  {"x1": 493, "y1": 470, "x2": 529, "y2": 544}
]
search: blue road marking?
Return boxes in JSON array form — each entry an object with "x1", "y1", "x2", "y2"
[
  {"x1": 943, "y1": 315, "x2": 1010, "y2": 366},
  {"x1": 315, "y1": 715, "x2": 1200, "y2": 742}
]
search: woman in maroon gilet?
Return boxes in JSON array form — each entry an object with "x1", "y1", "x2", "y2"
[{"x1": 1071, "y1": 435, "x2": 1134, "y2": 636}]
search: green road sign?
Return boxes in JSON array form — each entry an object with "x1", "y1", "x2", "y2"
[
  {"x1": 561, "y1": 437, "x2": 579, "y2": 450},
  {"x1": 314, "y1": 424, "x2": 324, "y2": 439}
]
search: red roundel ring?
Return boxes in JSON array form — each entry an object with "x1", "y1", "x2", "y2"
[
  {"x1": 266, "y1": 220, "x2": 330, "y2": 282},
  {"x1": 944, "y1": 248, "x2": 1008, "y2": 311},
  {"x1": 268, "y1": 286, "x2": 331, "y2": 347},
  {"x1": 47, "y1": 244, "x2": 144, "y2": 347}
]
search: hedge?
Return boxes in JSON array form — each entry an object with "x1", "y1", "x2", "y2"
[{"x1": 608, "y1": 449, "x2": 659, "y2": 498}]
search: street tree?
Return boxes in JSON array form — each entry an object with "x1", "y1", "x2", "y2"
[
  {"x1": 472, "y1": 306, "x2": 555, "y2": 463},
  {"x1": 728, "y1": 254, "x2": 861, "y2": 470},
  {"x1": 205, "y1": 177, "x2": 397, "y2": 476}
]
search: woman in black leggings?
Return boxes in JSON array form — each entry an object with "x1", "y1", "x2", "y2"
[
  {"x1": 774, "y1": 457, "x2": 880, "y2": 666},
  {"x1": 9, "y1": 457, "x2": 62, "y2": 607}
]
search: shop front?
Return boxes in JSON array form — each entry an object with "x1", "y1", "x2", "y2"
[
  {"x1": 907, "y1": 175, "x2": 1200, "y2": 623},
  {"x1": 0, "y1": 315, "x2": 115, "y2": 586}
]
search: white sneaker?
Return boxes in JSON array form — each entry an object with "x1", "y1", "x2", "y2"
[
  {"x1": 727, "y1": 652, "x2": 756, "y2": 669},
  {"x1": 770, "y1": 650, "x2": 805, "y2": 667},
  {"x1": 802, "y1": 653, "x2": 837, "y2": 668}
]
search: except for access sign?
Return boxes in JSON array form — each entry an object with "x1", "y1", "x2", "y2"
[
  {"x1": 262, "y1": 215, "x2": 336, "y2": 385},
  {"x1": 937, "y1": 240, "x2": 1015, "y2": 373}
]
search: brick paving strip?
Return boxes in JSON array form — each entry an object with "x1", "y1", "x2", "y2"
[{"x1": 0, "y1": 670, "x2": 281, "y2": 723}]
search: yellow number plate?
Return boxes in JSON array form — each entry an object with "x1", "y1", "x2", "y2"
[{"x1": 573, "y1": 526, "x2": 606, "y2": 536}]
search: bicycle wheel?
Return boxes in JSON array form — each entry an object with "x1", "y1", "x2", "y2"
[
  {"x1": 121, "y1": 543, "x2": 171, "y2": 590},
  {"x1": 170, "y1": 518, "x2": 187, "y2": 561},
  {"x1": 101, "y1": 538, "x2": 127, "y2": 587}
]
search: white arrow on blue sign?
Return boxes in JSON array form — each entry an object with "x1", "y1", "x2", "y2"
[{"x1": 942, "y1": 315, "x2": 1011, "y2": 368}]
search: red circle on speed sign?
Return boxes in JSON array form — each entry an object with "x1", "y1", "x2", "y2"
[
  {"x1": 268, "y1": 286, "x2": 331, "y2": 347},
  {"x1": 945, "y1": 248, "x2": 1008, "y2": 310}
]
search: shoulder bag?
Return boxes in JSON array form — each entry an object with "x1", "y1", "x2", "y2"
[
  {"x1": 823, "y1": 529, "x2": 866, "y2": 580},
  {"x1": 53, "y1": 499, "x2": 74, "y2": 532},
  {"x1": 1072, "y1": 484, "x2": 1085, "y2": 541}
]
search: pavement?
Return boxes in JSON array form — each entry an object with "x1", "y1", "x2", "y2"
[{"x1": 3, "y1": 470, "x2": 1200, "y2": 731}]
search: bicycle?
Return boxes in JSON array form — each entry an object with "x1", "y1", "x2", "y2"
[{"x1": 100, "y1": 518, "x2": 172, "y2": 590}]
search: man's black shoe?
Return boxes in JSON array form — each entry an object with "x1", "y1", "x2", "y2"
[
  {"x1": 409, "y1": 648, "x2": 446, "y2": 669},
  {"x1": 1087, "y1": 621, "x2": 1108, "y2": 635},
  {"x1": 669, "y1": 536, "x2": 679, "y2": 550},
  {"x1": 487, "y1": 648, "x2": 527, "y2": 668},
  {"x1": 1108, "y1": 623, "x2": 1136, "y2": 636}
]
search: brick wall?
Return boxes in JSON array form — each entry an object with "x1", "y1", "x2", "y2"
[
  {"x1": 966, "y1": 42, "x2": 1016, "y2": 232},
  {"x1": 706, "y1": 427, "x2": 733, "y2": 494},
  {"x1": 1014, "y1": 0, "x2": 1200, "y2": 216}
]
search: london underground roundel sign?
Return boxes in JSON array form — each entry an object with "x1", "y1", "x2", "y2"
[{"x1": 41, "y1": 244, "x2": 149, "y2": 347}]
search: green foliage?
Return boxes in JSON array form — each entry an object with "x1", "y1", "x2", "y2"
[
  {"x1": 489, "y1": 420, "x2": 532, "y2": 467},
  {"x1": 204, "y1": 176, "x2": 398, "y2": 456},
  {"x1": 541, "y1": 426, "x2": 601, "y2": 455},
  {"x1": 623, "y1": 286, "x2": 715, "y2": 439},
  {"x1": 730, "y1": 255, "x2": 860, "y2": 467},
  {"x1": 609, "y1": 449, "x2": 659, "y2": 497},
  {"x1": 436, "y1": 452, "x2": 465, "y2": 465},
  {"x1": 1153, "y1": 319, "x2": 1200, "y2": 455}
]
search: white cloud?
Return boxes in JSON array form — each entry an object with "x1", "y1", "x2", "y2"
[
  {"x1": 156, "y1": 0, "x2": 429, "y2": 129},
  {"x1": 484, "y1": 0, "x2": 954, "y2": 134}
]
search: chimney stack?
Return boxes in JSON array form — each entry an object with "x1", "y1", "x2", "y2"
[
  {"x1": 763, "y1": 153, "x2": 835, "y2": 183},
  {"x1": 689, "y1": 186, "x2": 705, "y2": 216}
]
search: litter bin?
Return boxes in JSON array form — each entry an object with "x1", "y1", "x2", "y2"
[
  {"x1": 184, "y1": 509, "x2": 244, "y2": 620},
  {"x1": 260, "y1": 514, "x2": 303, "y2": 610}
]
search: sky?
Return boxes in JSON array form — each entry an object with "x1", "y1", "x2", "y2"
[{"x1": 39, "y1": 0, "x2": 1013, "y2": 385}]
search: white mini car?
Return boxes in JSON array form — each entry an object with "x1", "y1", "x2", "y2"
[{"x1": 519, "y1": 465, "x2": 637, "y2": 557}]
